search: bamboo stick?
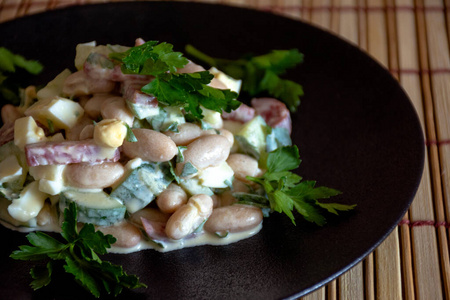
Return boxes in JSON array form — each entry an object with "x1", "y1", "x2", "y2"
[
  {"x1": 364, "y1": 253, "x2": 375, "y2": 300},
  {"x1": 27, "y1": 0, "x2": 50, "y2": 15},
  {"x1": 338, "y1": 0, "x2": 359, "y2": 45},
  {"x1": 359, "y1": 4, "x2": 374, "y2": 299},
  {"x1": 386, "y1": 2, "x2": 415, "y2": 300},
  {"x1": 0, "y1": 0, "x2": 22, "y2": 22},
  {"x1": 415, "y1": 0, "x2": 450, "y2": 298},
  {"x1": 338, "y1": 263, "x2": 365, "y2": 299},
  {"x1": 357, "y1": 0, "x2": 367, "y2": 51},
  {"x1": 327, "y1": 280, "x2": 337, "y2": 300},
  {"x1": 310, "y1": 0, "x2": 332, "y2": 30},
  {"x1": 394, "y1": 1, "x2": 443, "y2": 299},
  {"x1": 365, "y1": 1, "x2": 404, "y2": 299},
  {"x1": 277, "y1": 0, "x2": 304, "y2": 19},
  {"x1": 330, "y1": 0, "x2": 340, "y2": 35},
  {"x1": 301, "y1": 285, "x2": 326, "y2": 300}
]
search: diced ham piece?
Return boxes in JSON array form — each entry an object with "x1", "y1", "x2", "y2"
[
  {"x1": 177, "y1": 60, "x2": 206, "y2": 74},
  {"x1": 121, "y1": 77, "x2": 158, "y2": 107},
  {"x1": 83, "y1": 53, "x2": 115, "y2": 80},
  {"x1": 135, "y1": 38, "x2": 146, "y2": 46},
  {"x1": 25, "y1": 139, "x2": 120, "y2": 167},
  {"x1": 140, "y1": 217, "x2": 169, "y2": 242},
  {"x1": 221, "y1": 103, "x2": 255, "y2": 123},
  {"x1": 251, "y1": 98, "x2": 292, "y2": 134},
  {"x1": 63, "y1": 70, "x2": 116, "y2": 97}
]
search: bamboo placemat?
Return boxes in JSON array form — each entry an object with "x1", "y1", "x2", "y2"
[{"x1": 0, "y1": 0, "x2": 449, "y2": 299}]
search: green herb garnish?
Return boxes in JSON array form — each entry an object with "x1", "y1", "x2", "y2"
[
  {"x1": 109, "y1": 41, "x2": 241, "y2": 122},
  {"x1": 109, "y1": 41, "x2": 188, "y2": 76},
  {"x1": 185, "y1": 45, "x2": 304, "y2": 112},
  {"x1": 10, "y1": 203, "x2": 146, "y2": 298},
  {"x1": 239, "y1": 146, "x2": 356, "y2": 225},
  {"x1": 124, "y1": 122, "x2": 138, "y2": 142},
  {"x1": 0, "y1": 47, "x2": 43, "y2": 105},
  {"x1": 142, "y1": 71, "x2": 240, "y2": 122}
]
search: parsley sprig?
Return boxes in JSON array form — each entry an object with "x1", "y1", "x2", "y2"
[
  {"x1": 10, "y1": 203, "x2": 146, "y2": 298},
  {"x1": 0, "y1": 47, "x2": 43, "y2": 105},
  {"x1": 237, "y1": 146, "x2": 356, "y2": 226},
  {"x1": 109, "y1": 41, "x2": 188, "y2": 76},
  {"x1": 109, "y1": 41, "x2": 240, "y2": 122},
  {"x1": 185, "y1": 45, "x2": 304, "y2": 112},
  {"x1": 142, "y1": 71, "x2": 240, "y2": 122}
]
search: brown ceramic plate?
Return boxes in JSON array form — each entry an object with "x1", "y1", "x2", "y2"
[{"x1": 0, "y1": 2, "x2": 424, "y2": 299}]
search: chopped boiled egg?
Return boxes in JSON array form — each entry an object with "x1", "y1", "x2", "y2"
[
  {"x1": 201, "y1": 106, "x2": 223, "y2": 129},
  {"x1": 0, "y1": 155, "x2": 23, "y2": 185},
  {"x1": 197, "y1": 161, "x2": 234, "y2": 188},
  {"x1": 94, "y1": 119, "x2": 127, "y2": 148},
  {"x1": 24, "y1": 96, "x2": 84, "y2": 130},
  {"x1": 14, "y1": 116, "x2": 46, "y2": 150},
  {"x1": 29, "y1": 164, "x2": 66, "y2": 195},
  {"x1": 36, "y1": 69, "x2": 72, "y2": 101},
  {"x1": 8, "y1": 181, "x2": 48, "y2": 223},
  {"x1": 38, "y1": 179, "x2": 64, "y2": 196},
  {"x1": 209, "y1": 67, "x2": 242, "y2": 93}
]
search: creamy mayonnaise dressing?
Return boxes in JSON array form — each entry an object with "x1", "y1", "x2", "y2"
[{"x1": 109, "y1": 223, "x2": 262, "y2": 254}]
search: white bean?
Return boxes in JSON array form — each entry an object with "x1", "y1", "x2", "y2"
[
  {"x1": 65, "y1": 115, "x2": 95, "y2": 141},
  {"x1": 177, "y1": 60, "x2": 205, "y2": 73},
  {"x1": 204, "y1": 204, "x2": 263, "y2": 234},
  {"x1": 84, "y1": 93, "x2": 114, "y2": 120},
  {"x1": 176, "y1": 135, "x2": 231, "y2": 175},
  {"x1": 63, "y1": 70, "x2": 116, "y2": 97},
  {"x1": 130, "y1": 207, "x2": 170, "y2": 226},
  {"x1": 209, "y1": 78, "x2": 227, "y2": 89},
  {"x1": 156, "y1": 183, "x2": 188, "y2": 214},
  {"x1": 164, "y1": 123, "x2": 203, "y2": 146},
  {"x1": 165, "y1": 194, "x2": 213, "y2": 240},
  {"x1": 227, "y1": 153, "x2": 262, "y2": 182},
  {"x1": 217, "y1": 191, "x2": 237, "y2": 207},
  {"x1": 202, "y1": 128, "x2": 234, "y2": 145},
  {"x1": 100, "y1": 96, "x2": 134, "y2": 126},
  {"x1": 64, "y1": 162, "x2": 125, "y2": 189},
  {"x1": 98, "y1": 222, "x2": 142, "y2": 248},
  {"x1": 1, "y1": 104, "x2": 22, "y2": 124},
  {"x1": 122, "y1": 128, "x2": 178, "y2": 162},
  {"x1": 36, "y1": 202, "x2": 55, "y2": 226},
  {"x1": 79, "y1": 124, "x2": 94, "y2": 140}
]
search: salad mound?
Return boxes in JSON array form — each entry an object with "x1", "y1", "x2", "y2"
[{"x1": 0, "y1": 39, "x2": 354, "y2": 254}]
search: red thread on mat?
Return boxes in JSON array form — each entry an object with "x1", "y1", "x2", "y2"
[
  {"x1": 258, "y1": 5, "x2": 445, "y2": 13},
  {"x1": 389, "y1": 68, "x2": 450, "y2": 75},
  {"x1": 425, "y1": 140, "x2": 450, "y2": 146},
  {"x1": 399, "y1": 220, "x2": 450, "y2": 228}
]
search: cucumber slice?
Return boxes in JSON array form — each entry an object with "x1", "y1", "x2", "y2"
[
  {"x1": 235, "y1": 116, "x2": 268, "y2": 159},
  {"x1": 110, "y1": 162, "x2": 173, "y2": 213},
  {"x1": 179, "y1": 177, "x2": 213, "y2": 197},
  {"x1": 127, "y1": 101, "x2": 160, "y2": 120},
  {"x1": 59, "y1": 190, "x2": 126, "y2": 226},
  {"x1": 265, "y1": 127, "x2": 292, "y2": 152},
  {"x1": 147, "y1": 106, "x2": 185, "y2": 132}
]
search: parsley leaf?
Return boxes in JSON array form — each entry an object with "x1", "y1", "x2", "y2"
[
  {"x1": 10, "y1": 202, "x2": 146, "y2": 298},
  {"x1": 185, "y1": 45, "x2": 304, "y2": 112},
  {"x1": 142, "y1": 71, "x2": 240, "y2": 122},
  {"x1": 111, "y1": 41, "x2": 241, "y2": 121},
  {"x1": 241, "y1": 146, "x2": 356, "y2": 225},
  {"x1": 109, "y1": 41, "x2": 188, "y2": 76}
]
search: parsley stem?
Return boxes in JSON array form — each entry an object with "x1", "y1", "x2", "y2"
[{"x1": 185, "y1": 45, "x2": 217, "y2": 67}]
